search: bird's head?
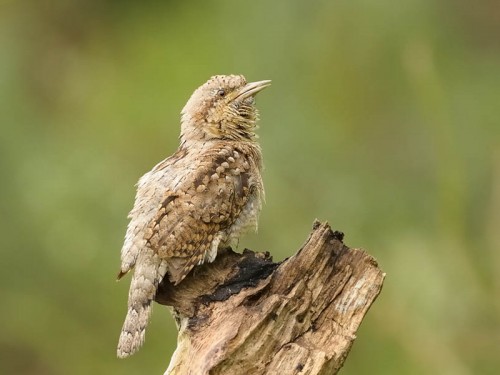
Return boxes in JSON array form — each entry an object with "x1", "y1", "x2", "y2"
[{"x1": 180, "y1": 75, "x2": 271, "y2": 143}]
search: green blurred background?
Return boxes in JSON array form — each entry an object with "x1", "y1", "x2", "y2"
[{"x1": 1, "y1": 0, "x2": 499, "y2": 374}]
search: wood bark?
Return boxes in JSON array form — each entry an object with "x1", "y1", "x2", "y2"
[{"x1": 156, "y1": 221, "x2": 385, "y2": 375}]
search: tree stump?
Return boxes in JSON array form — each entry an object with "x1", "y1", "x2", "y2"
[{"x1": 156, "y1": 221, "x2": 385, "y2": 375}]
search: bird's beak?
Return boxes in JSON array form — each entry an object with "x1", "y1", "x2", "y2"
[{"x1": 234, "y1": 80, "x2": 272, "y2": 101}]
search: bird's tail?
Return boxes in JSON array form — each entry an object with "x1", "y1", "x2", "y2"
[
  {"x1": 117, "y1": 301, "x2": 151, "y2": 358},
  {"x1": 117, "y1": 254, "x2": 167, "y2": 358}
]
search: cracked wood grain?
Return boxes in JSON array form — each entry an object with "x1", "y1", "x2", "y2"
[{"x1": 156, "y1": 221, "x2": 385, "y2": 375}]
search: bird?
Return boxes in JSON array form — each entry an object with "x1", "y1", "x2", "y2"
[{"x1": 116, "y1": 74, "x2": 271, "y2": 358}]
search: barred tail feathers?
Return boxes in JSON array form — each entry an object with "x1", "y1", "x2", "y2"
[{"x1": 117, "y1": 253, "x2": 167, "y2": 358}]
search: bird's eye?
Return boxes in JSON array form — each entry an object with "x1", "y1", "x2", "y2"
[{"x1": 217, "y1": 89, "x2": 226, "y2": 97}]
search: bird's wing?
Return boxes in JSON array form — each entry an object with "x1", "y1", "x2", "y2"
[
  {"x1": 145, "y1": 153, "x2": 254, "y2": 285},
  {"x1": 118, "y1": 148, "x2": 191, "y2": 279}
]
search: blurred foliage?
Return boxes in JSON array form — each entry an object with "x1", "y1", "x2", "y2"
[{"x1": 1, "y1": 0, "x2": 499, "y2": 374}]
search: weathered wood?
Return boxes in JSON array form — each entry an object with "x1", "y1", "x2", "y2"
[{"x1": 156, "y1": 221, "x2": 385, "y2": 375}]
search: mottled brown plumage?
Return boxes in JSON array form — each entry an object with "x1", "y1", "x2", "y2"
[{"x1": 116, "y1": 75, "x2": 270, "y2": 358}]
